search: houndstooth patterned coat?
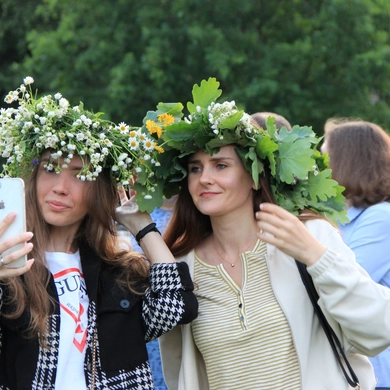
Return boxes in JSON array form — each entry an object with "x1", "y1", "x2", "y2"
[{"x1": 0, "y1": 243, "x2": 197, "y2": 389}]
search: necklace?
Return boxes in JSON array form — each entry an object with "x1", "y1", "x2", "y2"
[{"x1": 212, "y1": 239, "x2": 240, "y2": 268}]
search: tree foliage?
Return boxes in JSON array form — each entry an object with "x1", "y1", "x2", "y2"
[{"x1": 1, "y1": 0, "x2": 390, "y2": 134}]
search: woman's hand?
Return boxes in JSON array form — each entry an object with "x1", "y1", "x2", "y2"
[
  {"x1": 115, "y1": 187, "x2": 175, "y2": 264},
  {"x1": 0, "y1": 213, "x2": 34, "y2": 278},
  {"x1": 115, "y1": 187, "x2": 153, "y2": 237},
  {"x1": 256, "y1": 203, "x2": 326, "y2": 266}
]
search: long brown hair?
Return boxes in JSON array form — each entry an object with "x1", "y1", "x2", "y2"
[
  {"x1": 164, "y1": 154, "x2": 319, "y2": 257},
  {"x1": 324, "y1": 119, "x2": 390, "y2": 207},
  {"x1": 3, "y1": 164, "x2": 149, "y2": 340}
]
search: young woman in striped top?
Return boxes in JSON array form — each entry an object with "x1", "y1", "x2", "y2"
[{"x1": 143, "y1": 78, "x2": 390, "y2": 390}]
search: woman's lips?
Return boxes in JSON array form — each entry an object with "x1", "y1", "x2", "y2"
[
  {"x1": 200, "y1": 192, "x2": 219, "y2": 198},
  {"x1": 46, "y1": 200, "x2": 70, "y2": 211}
]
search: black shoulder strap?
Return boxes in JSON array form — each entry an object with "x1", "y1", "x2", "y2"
[{"x1": 295, "y1": 260, "x2": 360, "y2": 389}]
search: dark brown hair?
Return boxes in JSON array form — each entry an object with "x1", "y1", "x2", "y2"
[
  {"x1": 3, "y1": 163, "x2": 149, "y2": 340},
  {"x1": 324, "y1": 119, "x2": 390, "y2": 207}
]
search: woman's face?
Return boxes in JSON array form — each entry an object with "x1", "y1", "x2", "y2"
[
  {"x1": 187, "y1": 145, "x2": 255, "y2": 217},
  {"x1": 36, "y1": 152, "x2": 89, "y2": 230}
]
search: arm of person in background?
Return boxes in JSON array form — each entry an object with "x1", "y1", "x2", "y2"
[{"x1": 343, "y1": 205, "x2": 390, "y2": 286}]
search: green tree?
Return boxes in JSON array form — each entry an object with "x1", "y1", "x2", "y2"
[
  {"x1": 0, "y1": 0, "x2": 45, "y2": 100},
  {"x1": 2, "y1": 0, "x2": 390, "y2": 134}
]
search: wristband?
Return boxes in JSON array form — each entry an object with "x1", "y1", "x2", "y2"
[{"x1": 135, "y1": 223, "x2": 161, "y2": 245}]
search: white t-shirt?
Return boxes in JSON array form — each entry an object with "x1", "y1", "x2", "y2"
[{"x1": 46, "y1": 251, "x2": 89, "y2": 389}]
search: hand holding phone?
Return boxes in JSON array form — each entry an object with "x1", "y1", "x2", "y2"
[{"x1": 0, "y1": 178, "x2": 28, "y2": 268}]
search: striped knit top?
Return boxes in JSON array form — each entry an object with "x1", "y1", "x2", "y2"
[{"x1": 191, "y1": 239, "x2": 301, "y2": 390}]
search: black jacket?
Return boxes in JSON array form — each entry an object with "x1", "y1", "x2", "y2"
[{"x1": 0, "y1": 243, "x2": 198, "y2": 389}]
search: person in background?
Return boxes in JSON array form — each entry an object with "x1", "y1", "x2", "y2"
[
  {"x1": 251, "y1": 111, "x2": 292, "y2": 131},
  {"x1": 322, "y1": 118, "x2": 390, "y2": 390},
  {"x1": 141, "y1": 78, "x2": 390, "y2": 390},
  {"x1": 0, "y1": 77, "x2": 197, "y2": 389}
]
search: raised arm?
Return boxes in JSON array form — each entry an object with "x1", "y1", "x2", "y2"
[{"x1": 115, "y1": 188, "x2": 175, "y2": 264}]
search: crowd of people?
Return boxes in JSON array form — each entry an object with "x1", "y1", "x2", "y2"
[{"x1": 1, "y1": 76, "x2": 390, "y2": 390}]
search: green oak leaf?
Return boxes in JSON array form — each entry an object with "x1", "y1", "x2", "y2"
[{"x1": 187, "y1": 77, "x2": 222, "y2": 114}]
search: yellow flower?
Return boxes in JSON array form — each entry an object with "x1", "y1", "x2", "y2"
[
  {"x1": 154, "y1": 145, "x2": 165, "y2": 154},
  {"x1": 146, "y1": 120, "x2": 162, "y2": 138},
  {"x1": 158, "y1": 113, "x2": 174, "y2": 127}
]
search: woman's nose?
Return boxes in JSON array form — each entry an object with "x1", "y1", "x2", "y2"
[
  {"x1": 52, "y1": 172, "x2": 69, "y2": 195},
  {"x1": 199, "y1": 167, "x2": 213, "y2": 184}
]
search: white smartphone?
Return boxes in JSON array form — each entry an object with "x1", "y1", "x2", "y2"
[{"x1": 0, "y1": 178, "x2": 27, "y2": 268}]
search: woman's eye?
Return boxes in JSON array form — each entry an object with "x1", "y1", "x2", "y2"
[
  {"x1": 189, "y1": 166, "x2": 201, "y2": 173},
  {"x1": 216, "y1": 163, "x2": 227, "y2": 169}
]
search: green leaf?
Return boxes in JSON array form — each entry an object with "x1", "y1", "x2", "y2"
[
  {"x1": 156, "y1": 102, "x2": 184, "y2": 118},
  {"x1": 133, "y1": 181, "x2": 164, "y2": 213},
  {"x1": 277, "y1": 138, "x2": 315, "y2": 183},
  {"x1": 278, "y1": 125, "x2": 317, "y2": 143},
  {"x1": 235, "y1": 146, "x2": 264, "y2": 188},
  {"x1": 164, "y1": 121, "x2": 199, "y2": 142},
  {"x1": 304, "y1": 170, "x2": 337, "y2": 201},
  {"x1": 255, "y1": 135, "x2": 278, "y2": 160},
  {"x1": 187, "y1": 77, "x2": 222, "y2": 114},
  {"x1": 265, "y1": 117, "x2": 277, "y2": 138},
  {"x1": 219, "y1": 110, "x2": 243, "y2": 129}
]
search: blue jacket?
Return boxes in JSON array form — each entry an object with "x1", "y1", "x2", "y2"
[{"x1": 339, "y1": 202, "x2": 390, "y2": 387}]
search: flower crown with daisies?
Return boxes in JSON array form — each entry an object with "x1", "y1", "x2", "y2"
[
  {"x1": 142, "y1": 77, "x2": 347, "y2": 223},
  {"x1": 0, "y1": 77, "x2": 163, "y2": 211}
]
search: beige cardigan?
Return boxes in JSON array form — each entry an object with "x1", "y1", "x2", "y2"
[{"x1": 160, "y1": 219, "x2": 390, "y2": 390}]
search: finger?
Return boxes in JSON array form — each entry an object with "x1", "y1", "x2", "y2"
[
  {"x1": 128, "y1": 188, "x2": 137, "y2": 198},
  {"x1": 0, "y1": 259, "x2": 35, "y2": 279},
  {"x1": 0, "y1": 232, "x2": 33, "y2": 255},
  {"x1": 0, "y1": 213, "x2": 17, "y2": 235},
  {"x1": 258, "y1": 202, "x2": 297, "y2": 220},
  {"x1": 117, "y1": 186, "x2": 129, "y2": 204},
  {"x1": 2, "y1": 242, "x2": 34, "y2": 267}
]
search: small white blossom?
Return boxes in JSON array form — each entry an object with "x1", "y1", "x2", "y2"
[
  {"x1": 83, "y1": 118, "x2": 92, "y2": 127},
  {"x1": 23, "y1": 76, "x2": 34, "y2": 85}
]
